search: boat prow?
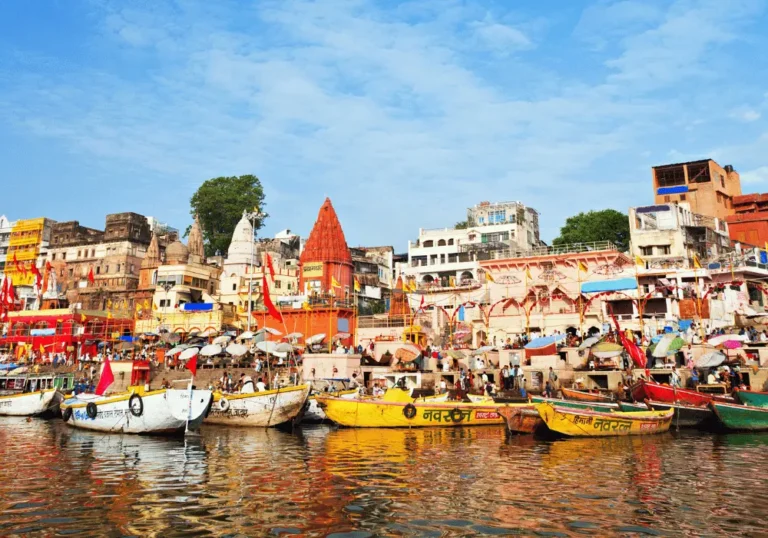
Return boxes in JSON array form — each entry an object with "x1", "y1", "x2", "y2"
[
  {"x1": 536, "y1": 402, "x2": 673, "y2": 437},
  {"x1": 205, "y1": 383, "x2": 311, "y2": 428},
  {"x1": 0, "y1": 389, "x2": 60, "y2": 417}
]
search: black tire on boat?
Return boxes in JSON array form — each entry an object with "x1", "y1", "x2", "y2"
[
  {"x1": 204, "y1": 394, "x2": 214, "y2": 418},
  {"x1": 129, "y1": 394, "x2": 144, "y2": 417},
  {"x1": 86, "y1": 402, "x2": 98, "y2": 419},
  {"x1": 62, "y1": 407, "x2": 73, "y2": 422},
  {"x1": 403, "y1": 403, "x2": 417, "y2": 420},
  {"x1": 449, "y1": 408, "x2": 464, "y2": 423}
]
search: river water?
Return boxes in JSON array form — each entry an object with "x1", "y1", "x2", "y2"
[{"x1": 0, "y1": 418, "x2": 765, "y2": 537}]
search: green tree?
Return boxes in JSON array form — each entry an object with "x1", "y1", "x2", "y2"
[
  {"x1": 190, "y1": 175, "x2": 267, "y2": 256},
  {"x1": 454, "y1": 217, "x2": 475, "y2": 230},
  {"x1": 552, "y1": 209, "x2": 630, "y2": 251}
]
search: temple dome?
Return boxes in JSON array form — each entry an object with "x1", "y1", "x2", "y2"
[
  {"x1": 166, "y1": 240, "x2": 189, "y2": 264},
  {"x1": 226, "y1": 211, "x2": 255, "y2": 263},
  {"x1": 300, "y1": 198, "x2": 352, "y2": 265}
]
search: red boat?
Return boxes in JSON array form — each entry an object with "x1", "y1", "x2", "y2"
[{"x1": 630, "y1": 379, "x2": 733, "y2": 406}]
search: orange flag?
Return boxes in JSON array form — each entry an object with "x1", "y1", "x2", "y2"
[{"x1": 262, "y1": 275, "x2": 283, "y2": 323}]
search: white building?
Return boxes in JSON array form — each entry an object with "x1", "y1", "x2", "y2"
[{"x1": 0, "y1": 215, "x2": 14, "y2": 278}]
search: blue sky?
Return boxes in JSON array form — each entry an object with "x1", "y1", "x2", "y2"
[{"x1": 1, "y1": 0, "x2": 767, "y2": 251}]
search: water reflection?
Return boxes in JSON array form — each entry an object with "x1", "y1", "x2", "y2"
[{"x1": 0, "y1": 418, "x2": 765, "y2": 537}]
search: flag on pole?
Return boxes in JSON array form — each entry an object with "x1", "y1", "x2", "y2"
[
  {"x1": 265, "y1": 253, "x2": 276, "y2": 282},
  {"x1": 95, "y1": 357, "x2": 115, "y2": 396},
  {"x1": 12, "y1": 253, "x2": 26, "y2": 275},
  {"x1": 87, "y1": 266, "x2": 95, "y2": 285},
  {"x1": 331, "y1": 276, "x2": 341, "y2": 289},
  {"x1": 184, "y1": 355, "x2": 198, "y2": 377},
  {"x1": 419, "y1": 294, "x2": 425, "y2": 311},
  {"x1": 80, "y1": 313, "x2": 87, "y2": 322},
  {"x1": 693, "y1": 254, "x2": 702, "y2": 269},
  {"x1": 578, "y1": 261, "x2": 589, "y2": 273},
  {"x1": 525, "y1": 267, "x2": 532, "y2": 280},
  {"x1": 302, "y1": 302, "x2": 312, "y2": 311},
  {"x1": 635, "y1": 255, "x2": 645, "y2": 267},
  {"x1": 262, "y1": 275, "x2": 284, "y2": 323},
  {"x1": 354, "y1": 278, "x2": 361, "y2": 292},
  {"x1": 30, "y1": 263, "x2": 42, "y2": 289},
  {"x1": 39, "y1": 344, "x2": 45, "y2": 355},
  {"x1": 485, "y1": 271, "x2": 495, "y2": 283}
]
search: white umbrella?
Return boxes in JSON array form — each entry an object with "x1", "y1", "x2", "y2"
[
  {"x1": 212, "y1": 335, "x2": 232, "y2": 345},
  {"x1": 167, "y1": 345, "x2": 188, "y2": 356},
  {"x1": 696, "y1": 351, "x2": 726, "y2": 368},
  {"x1": 273, "y1": 342, "x2": 294, "y2": 353},
  {"x1": 578, "y1": 336, "x2": 600, "y2": 350},
  {"x1": 474, "y1": 345, "x2": 494, "y2": 354},
  {"x1": 256, "y1": 327, "x2": 282, "y2": 336},
  {"x1": 200, "y1": 344, "x2": 222, "y2": 357},
  {"x1": 179, "y1": 347, "x2": 199, "y2": 361},
  {"x1": 236, "y1": 331, "x2": 254, "y2": 341},
  {"x1": 306, "y1": 333, "x2": 326, "y2": 345},
  {"x1": 652, "y1": 333, "x2": 676, "y2": 358},
  {"x1": 707, "y1": 334, "x2": 748, "y2": 346},
  {"x1": 593, "y1": 350, "x2": 623, "y2": 359},
  {"x1": 256, "y1": 341, "x2": 278, "y2": 353},
  {"x1": 226, "y1": 343, "x2": 249, "y2": 357},
  {"x1": 200, "y1": 328, "x2": 218, "y2": 337},
  {"x1": 284, "y1": 332, "x2": 303, "y2": 340},
  {"x1": 333, "y1": 332, "x2": 351, "y2": 340}
]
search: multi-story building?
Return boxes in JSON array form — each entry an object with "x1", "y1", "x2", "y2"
[
  {"x1": 0, "y1": 215, "x2": 15, "y2": 277},
  {"x1": 145, "y1": 216, "x2": 179, "y2": 237},
  {"x1": 5, "y1": 217, "x2": 55, "y2": 310},
  {"x1": 652, "y1": 159, "x2": 741, "y2": 221},
  {"x1": 630, "y1": 203, "x2": 732, "y2": 271},
  {"x1": 46, "y1": 213, "x2": 152, "y2": 312},
  {"x1": 351, "y1": 246, "x2": 395, "y2": 314},
  {"x1": 726, "y1": 193, "x2": 768, "y2": 247}
]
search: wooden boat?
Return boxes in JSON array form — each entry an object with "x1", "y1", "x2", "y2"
[
  {"x1": 630, "y1": 379, "x2": 733, "y2": 407},
  {"x1": 497, "y1": 405, "x2": 541, "y2": 435},
  {"x1": 205, "y1": 384, "x2": 311, "y2": 428},
  {"x1": 304, "y1": 388, "x2": 360, "y2": 422},
  {"x1": 616, "y1": 401, "x2": 650, "y2": 412},
  {"x1": 710, "y1": 401, "x2": 768, "y2": 431},
  {"x1": 60, "y1": 387, "x2": 213, "y2": 434},
  {"x1": 0, "y1": 373, "x2": 74, "y2": 417},
  {"x1": 733, "y1": 389, "x2": 768, "y2": 408},
  {"x1": 530, "y1": 396, "x2": 618, "y2": 412},
  {"x1": 560, "y1": 387, "x2": 614, "y2": 403},
  {"x1": 619, "y1": 400, "x2": 716, "y2": 429},
  {"x1": 316, "y1": 387, "x2": 523, "y2": 428},
  {"x1": 536, "y1": 402, "x2": 673, "y2": 437}
]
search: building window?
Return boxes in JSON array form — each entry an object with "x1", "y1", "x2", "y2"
[
  {"x1": 720, "y1": 174, "x2": 725, "y2": 188},
  {"x1": 640, "y1": 246, "x2": 653, "y2": 256},
  {"x1": 655, "y1": 165, "x2": 686, "y2": 187},
  {"x1": 423, "y1": 240, "x2": 434, "y2": 248},
  {"x1": 656, "y1": 245, "x2": 671, "y2": 255},
  {"x1": 68, "y1": 269, "x2": 73, "y2": 277},
  {"x1": 679, "y1": 194, "x2": 686, "y2": 201},
  {"x1": 287, "y1": 282, "x2": 292, "y2": 290},
  {"x1": 62, "y1": 253, "x2": 66, "y2": 260},
  {"x1": 663, "y1": 196, "x2": 670, "y2": 203},
  {"x1": 275, "y1": 280, "x2": 281, "y2": 289},
  {"x1": 232, "y1": 283, "x2": 237, "y2": 291},
  {"x1": 51, "y1": 253, "x2": 56, "y2": 261}
]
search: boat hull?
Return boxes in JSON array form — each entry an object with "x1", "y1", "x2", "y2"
[
  {"x1": 733, "y1": 389, "x2": 768, "y2": 408},
  {"x1": 318, "y1": 396, "x2": 524, "y2": 428},
  {"x1": 561, "y1": 387, "x2": 614, "y2": 403},
  {"x1": 536, "y1": 403, "x2": 673, "y2": 437},
  {"x1": 630, "y1": 380, "x2": 732, "y2": 407},
  {"x1": 304, "y1": 389, "x2": 359, "y2": 422},
  {"x1": 0, "y1": 390, "x2": 59, "y2": 416},
  {"x1": 205, "y1": 384, "x2": 311, "y2": 428},
  {"x1": 711, "y1": 401, "x2": 768, "y2": 431},
  {"x1": 497, "y1": 405, "x2": 542, "y2": 434},
  {"x1": 530, "y1": 396, "x2": 618, "y2": 412},
  {"x1": 61, "y1": 389, "x2": 213, "y2": 435}
]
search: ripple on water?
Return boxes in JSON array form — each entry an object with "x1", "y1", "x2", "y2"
[{"x1": 0, "y1": 420, "x2": 766, "y2": 536}]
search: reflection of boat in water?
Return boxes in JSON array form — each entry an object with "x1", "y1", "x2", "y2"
[
  {"x1": 206, "y1": 384, "x2": 311, "y2": 428},
  {"x1": 60, "y1": 387, "x2": 212, "y2": 434},
  {"x1": 497, "y1": 405, "x2": 541, "y2": 435},
  {"x1": 317, "y1": 388, "x2": 523, "y2": 428},
  {"x1": 304, "y1": 379, "x2": 361, "y2": 423},
  {"x1": 0, "y1": 373, "x2": 74, "y2": 417},
  {"x1": 536, "y1": 403, "x2": 673, "y2": 437}
]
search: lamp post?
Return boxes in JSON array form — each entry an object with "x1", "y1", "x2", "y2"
[
  {"x1": 159, "y1": 282, "x2": 173, "y2": 333},
  {"x1": 246, "y1": 209, "x2": 262, "y2": 331}
]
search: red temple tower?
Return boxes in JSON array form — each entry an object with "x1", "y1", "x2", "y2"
[{"x1": 299, "y1": 198, "x2": 354, "y2": 296}]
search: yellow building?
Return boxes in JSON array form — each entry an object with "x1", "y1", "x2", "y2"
[{"x1": 6, "y1": 218, "x2": 54, "y2": 287}]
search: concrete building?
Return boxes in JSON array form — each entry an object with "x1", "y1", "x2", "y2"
[
  {"x1": 727, "y1": 193, "x2": 768, "y2": 247},
  {"x1": 652, "y1": 159, "x2": 741, "y2": 221},
  {"x1": 0, "y1": 215, "x2": 15, "y2": 277},
  {"x1": 5, "y1": 217, "x2": 55, "y2": 310},
  {"x1": 351, "y1": 246, "x2": 394, "y2": 314},
  {"x1": 630, "y1": 203, "x2": 731, "y2": 271}
]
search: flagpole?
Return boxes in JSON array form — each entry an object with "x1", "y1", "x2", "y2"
[
  {"x1": 185, "y1": 371, "x2": 194, "y2": 434},
  {"x1": 577, "y1": 263, "x2": 584, "y2": 340}
]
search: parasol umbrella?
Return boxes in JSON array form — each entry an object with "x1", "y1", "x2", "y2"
[
  {"x1": 395, "y1": 347, "x2": 418, "y2": 362},
  {"x1": 474, "y1": 345, "x2": 495, "y2": 353},
  {"x1": 652, "y1": 333, "x2": 676, "y2": 358},
  {"x1": 256, "y1": 341, "x2": 278, "y2": 354},
  {"x1": 187, "y1": 330, "x2": 200, "y2": 336},
  {"x1": 167, "y1": 345, "x2": 189, "y2": 356},
  {"x1": 226, "y1": 343, "x2": 249, "y2": 357},
  {"x1": 707, "y1": 334, "x2": 747, "y2": 346},
  {"x1": 200, "y1": 328, "x2": 218, "y2": 337},
  {"x1": 696, "y1": 351, "x2": 726, "y2": 368},
  {"x1": 116, "y1": 341, "x2": 138, "y2": 351},
  {"x1": 200, "y1": 344, "x2": 222, "y2": 357},
  {"x1": 333, "y1": 332, "x2": 351, "y2": 340},
  {"x1": 236, "y1": 331, "x2": 254, "y2": 341},
  {"x1": 306, "y1": 333, "x2": 326, "y2": 345},
  {"x1": 256, "y1": 327, "x2": 282, "y2": 336},
  {"x1": 179, "y1": 347, "x2": 199, "y2": 361},
  {"x1": 273, "y1": 342, "x2": 294, "y2": 353},
  {"x1": 284, "y1": 332, "x2": 303, "y2": 340},
  {"x1": 666, "y1": 337, "x2": 686, "y2": 355},
  {"x1": 525, "y1": 335, "x2": 557, "y2": 349},
  {"x1": 578, "y1": 336, "x2": 600, "y2": 350},
  {"x1": 446, "y1": 350, "x2": 465, "y2": 359},
  {"x1": 212, "y1": 335, "x2": 232, "y2": 345},
  {"x1": 593, "y1": 350, "x2": 623, "y2": 359},
  {"x1": 723, "y1": 340, "x2": 743, "y2": 350}
]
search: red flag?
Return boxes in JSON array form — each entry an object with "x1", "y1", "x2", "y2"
[
  {"x1": 6, "y1": 280, "x2": 15, "y2": 306},
  {"x1": 87, "y1": 266, "x2": 95, "y2": 285},
  {"x1": 262, "y1": 275, "x2": 284, "y2": 323},
  {"x1": 30, "y1": 263, "x2": 42, "y2": 289},
  {"x1": 184, "y1": 356, "x2": 198, "y2": 377},
  {"x1": 95, "y1": 357, "x2": 115, "y2": 396},
  {"x1": 419, "y1": 294, "x2": 425, "y2": 311},
  {"x1": 41, "y1": 263, "x2": 50, "y2": 295},
  {"x1": 610, "y1": 312, "x2": 646, "y2": 368},
  {"x1": 265, "y1": 253, "x2": 276, "y2": 282},
  {"x1": 12, "y1": 254, "x2": 26, "y2": 274}
]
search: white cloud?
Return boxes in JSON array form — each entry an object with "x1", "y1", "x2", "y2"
[
  {"x1": 742, "y1": 166, "x2": 768, "y2": 184},
  {"x1": 471, "y1": 17, "x2": 532, "y2": 53},
  {"x1": 730, "y1": 108, "x2": 762, "y2": 122}
]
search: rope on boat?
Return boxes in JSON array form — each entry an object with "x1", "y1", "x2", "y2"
[{"x1": 266, "y1": 385, "x2": 279, "y2": 428}]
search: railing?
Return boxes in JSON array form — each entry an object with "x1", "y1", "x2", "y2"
[
  {"x1": 357, "y1": 315, "x2": 409, "y2": 329},
  {"x1": 415, "y1": 279, "x2": 479, "y2": 292},
  {"x1": 490, "y1": 240, "x2": 620, "y2": 260}
]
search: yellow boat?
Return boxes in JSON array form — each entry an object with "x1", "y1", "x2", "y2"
[
  {"x1": 316, "y1": 388, "x2": 525, "y2": 428},
  {"x1": 536, "y1": 402, "x2": 673, "y2": 437}
]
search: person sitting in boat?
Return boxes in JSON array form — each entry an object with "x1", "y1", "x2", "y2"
[
  {"x1": 160, "y1": 378, "x2": 171, "y2": 389},
  {"x1": 255, "y1": 377, "x2": 267, "y2": 392},
  {"x1": 240, "y1": 374, "x2": 254, "y2": 393},
  {"x1": 349, "y1": 373, "x2": 360, "y2": 389}
]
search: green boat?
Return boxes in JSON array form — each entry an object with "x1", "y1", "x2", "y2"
[
  {"x1": 617, "y1": 401, "x2": 652, "y2": 412},
  {"x1": 710, "y1": 401, "x2": 768, "y2": 431},
  {"x1": 530, "y1": 396, "x2": 618, "y2": 412},
  {"x1": 733, "y1": 389, "x2": 768, "y2": 408}
]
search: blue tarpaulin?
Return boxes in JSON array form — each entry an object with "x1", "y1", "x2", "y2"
[
  {"x1": 458, "y1": 305, "x2": 465, "y2": 322},
  {"x1": 581, "y1": 278, "x2": 638, "y2": 294},
  {"x1": 657, "y1": 186, "x2": 689, "y2": 195},
  {"x1": 182, "y1": 303, "x2": 213, "y2": 312},
  {"x1": 30, "y1": 329, "x2": 56, "y2": 336},
  {"x1": 678, "y1": 320, "x2": 693, "y2": 331}
]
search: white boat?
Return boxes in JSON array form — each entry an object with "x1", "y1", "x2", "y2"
[
  {"x1": 0, "y1": 389, "x2": 61, "y2": 417},
  {"x1": 205, "y1": 384, "x2": 311, "y2": 428},
  {"x1": 305, "y1": 388, "x2": 360, "y2": 422},
  {"x1": 60, "y1": 388, "x2": 213, "y2": 435}
]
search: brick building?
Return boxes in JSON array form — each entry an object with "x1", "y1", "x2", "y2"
[
  {"x1": 652, "y1": 159, "x2": 741, "y2": 221},
  {"x1": 726, "y1": 193, "x2": 768, "y2": 247}
]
